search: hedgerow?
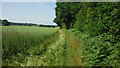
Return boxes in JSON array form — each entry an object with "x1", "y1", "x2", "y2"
[{"x1": 54, "y1": 2, "x2": 120, "y2": 66}]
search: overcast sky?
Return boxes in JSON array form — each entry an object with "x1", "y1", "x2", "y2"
[{"x1": 0, "y1": 2, "x2": 57, "y2": 25}]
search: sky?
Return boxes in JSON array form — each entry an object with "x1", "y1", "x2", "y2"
[{"x1": 0, "y1": 2, "x2": 57, "y2": 25}]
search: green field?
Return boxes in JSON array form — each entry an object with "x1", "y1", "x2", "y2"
[
  {"x1": 2, "y1": 26, "x2": 59, "y2": 66},
  {"x1": 2, "y1": 26, "x2": 83, "y2": 66}
]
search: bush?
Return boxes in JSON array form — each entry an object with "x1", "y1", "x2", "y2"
[{"x1": 84, "y1": 33, "x2": 120, "y2": 66}]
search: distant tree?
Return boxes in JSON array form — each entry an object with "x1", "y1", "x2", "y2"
[
  {"x1": 2, "y1": 19, "x2": 11, "y2": 26},
  {"x1": 1, "y1": 19, "x2": 40, "y2": 27},
  {"x1": 0, "y1": 19, "x2": 2, "y2": 25},
  {"x1": 39, "y1": 24, "x2": 58, "y2": 28}
]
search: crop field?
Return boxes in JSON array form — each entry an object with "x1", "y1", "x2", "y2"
[
  {"x1": 2, "y1": 26, "x2": 59, "y2": 66},
  {"x1": 2, "y1": 26, "x2": 82, "y2": 66}
]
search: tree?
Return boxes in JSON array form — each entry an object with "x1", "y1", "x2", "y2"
[
  {"x1": 2, "y1": 19, "x2": 11, "y2": 26},
  {"x1": 54, "y1": 2, "x2": 80, "y2": 29}
]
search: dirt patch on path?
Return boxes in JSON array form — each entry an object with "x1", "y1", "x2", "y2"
[{"x1": 65, "y1": 33, "x2": 84, "y2": 66}]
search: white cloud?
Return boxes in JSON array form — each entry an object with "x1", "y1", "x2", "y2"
[{"x1": 36, "y1": 2, "x2": 44, "y2": 5}]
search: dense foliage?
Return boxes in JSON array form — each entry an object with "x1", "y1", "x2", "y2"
[{"x1": 54, "y1": 2, "x2": 120, "y2": 66}]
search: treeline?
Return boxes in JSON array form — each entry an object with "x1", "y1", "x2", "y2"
[
  {"x1": 1, "y1": 19, "x2": 38, "y2": 26},
  {"x1": 54, "y1": 2, "x2": 120, "y2": 66},
  {"x1": 1, "y1": 19, "x2": 58, "y2": 28},
  {"x1": 39, "y1": 25, "x2": 58, "y2": 28}
]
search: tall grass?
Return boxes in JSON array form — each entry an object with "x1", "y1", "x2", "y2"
[{"x1": 2, "y1": 26, "x2": 58, "y2": 65}]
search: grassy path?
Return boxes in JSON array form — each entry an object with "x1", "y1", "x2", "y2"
[
  {"x1": 7, "y1": 29, "x2": 83, "y2": 66},
  {"x1": 21, "y1": 29, "x2": 66, "y2": 66},
  {"x1": 66, "y1": 33, "x2": 84, "y2": 66}
]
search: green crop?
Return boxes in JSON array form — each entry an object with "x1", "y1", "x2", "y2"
[{"x1": 2, "y1": 26, "x2": 58, "y2": 65}]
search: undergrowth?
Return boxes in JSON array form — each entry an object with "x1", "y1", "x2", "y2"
[{"x1": 67, "y1": 29, "x2": 120, "y2": 66}]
